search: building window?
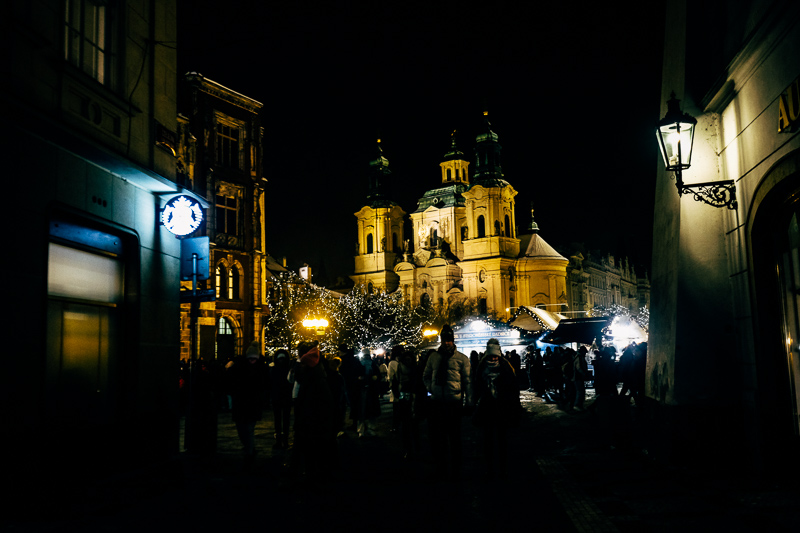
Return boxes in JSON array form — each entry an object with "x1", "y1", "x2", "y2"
[
  {"x1": 477, "y1": 215, "x2": 486, "y2": 238},
  {"x1": 215, "y1": 265, "x2": 227, "y2": 299},
  {"x1": 228, "y1": 267, "x2": 239, "y2": 300},
  {"x1": 461, "y1": 226, "x2": 468, "y2": 241},
  {"x1": 216, "y1": 123, "x2": 240, "y2": 168},
  {"x1": 215, "y1": 194, "x2": 238, "y2": 236},
  {"x1": 64, "y1": 0, "x2": 115, "y2": 87},
  {"x1": 392, "y1": 232, "x2": 398, "y2": 251},
  {"x1": 366, "y1": 233, "x2": 373, "y2": 254},
  {"x1": 504, "y1": 215, "x2": 511, "y2": 237},
  {"x1": 447, "y1": 169, "x2": 452, "y2": 181}
]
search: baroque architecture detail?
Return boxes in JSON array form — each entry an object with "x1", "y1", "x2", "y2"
[{"x1": 352, "y1": 115, "x2": 569, "y2": 318}]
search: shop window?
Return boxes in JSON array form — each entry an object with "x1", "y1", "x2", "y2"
[
  {"x1": 46, "y1": 218, "x2": 131, "y2": 424},
  {"x1": 64, "y1": 0, "x2": 116, "y2": 88}
]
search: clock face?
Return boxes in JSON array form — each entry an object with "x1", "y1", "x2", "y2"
[{"x1": 162, "y1": 195, "x2": 203, "y2": 236}]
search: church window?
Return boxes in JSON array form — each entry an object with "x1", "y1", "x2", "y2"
[
  {"x1": 461, "y1": 226, "x2": 468, "y2": 241},
  {"x1": 392, "y1": 232, "x2": 398, "y2": 251},
  {"x1": 446, "y1": 169, "x2": 452, "y2": 181},
  {"x1": 478, "y1": 298, "x2": 487, "y2": 315},
  {"x1": 366, "y1": 233, "x2": 373, "y2": 254},
  {"x1": 430, "y1": 229, "x2": 438, "y2": 247},
  {"x1": 367, "y1": 282, "x2": 374, "y2": 294},
  {"x1": 504, "y1": 215, "x2": 511, "y2": 237},
  {"x1": 421, "y1": 293, "x2": 431, "y2": 308},
  {"x1": 477, "y1": 216, "x2": 486, "y2": 238}
]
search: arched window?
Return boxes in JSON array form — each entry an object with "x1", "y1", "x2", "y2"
[
  {"x1": 216, "y1": 264, "x2": 227, "y2": 300},
  {"x1": 366, "y1": 233, "x2": 373, "y2": 254},
  {"x1": 229, "y1": 266, "x2": 239, "y2": 300},
  {"x1": 446, "y1": 169, "x2": 452, "y2": 181},
  {"x1": 421, "y1": 293, "x2": 431, "y2": 308},
  {"x1": 477, "y1": 215, "x2": 486, "y2": 238},
  {"x1": 392, "y1": 232, "x2": 398, "y2": 251},
  {"x1": 504, "y1": 215, "x2": 511, "y2": 237},
  {"x1": 367, "y1": 282, "x2": 374, "y2": 294}
]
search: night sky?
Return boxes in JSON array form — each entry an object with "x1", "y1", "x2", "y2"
[{"x1": 178, "y1": 1, "x2": 665, "y2": 284}]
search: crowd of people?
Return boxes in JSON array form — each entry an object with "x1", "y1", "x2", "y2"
[
  {"x1": 522, "y1": 341, "x2": 648, "y2": 411},
  {"x1": 179, "y1": 328, "x2": 648, "y2": 481}
]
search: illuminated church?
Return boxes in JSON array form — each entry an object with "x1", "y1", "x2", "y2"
[{"x1": 352, "y1": 114, "x2": 568, "y2": 319}]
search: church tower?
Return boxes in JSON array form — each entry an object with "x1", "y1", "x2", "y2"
[
  {"x1": 459, "y1": 112, "x2": 520, "y2": 314},
  {"x1": 351, "y1": 140, "x2": 406, "y2": 293}
]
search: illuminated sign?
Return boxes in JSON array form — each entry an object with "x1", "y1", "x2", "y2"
[{"x1": 161, "y1": 195, "x2": 203, "y2": 236}]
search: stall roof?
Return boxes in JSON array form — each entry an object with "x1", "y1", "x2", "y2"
[
  {"x1": 541, "y1": 317, "x2": 611, "y2": 345},
  {"x1": 509, "y1": 306, "x2": 564, "y2": 332}
]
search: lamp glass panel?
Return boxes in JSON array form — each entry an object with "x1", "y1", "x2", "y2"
[{"x1": 657, "y1": 121, "x2": 695, "y2": 170}]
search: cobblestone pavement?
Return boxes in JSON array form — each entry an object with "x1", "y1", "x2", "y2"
[{"x1": 4, "y1": 390, "x2": 800, "y2": 532}]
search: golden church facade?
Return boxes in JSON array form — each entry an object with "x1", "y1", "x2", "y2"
[{"x1": 352, "y1": 116, "x2": 568, "y2": 319}]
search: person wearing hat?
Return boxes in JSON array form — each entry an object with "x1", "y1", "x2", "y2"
[
  {"x1": 473, "y1": 338, "x2": 520, "y2": 480},
  {"x1": 423, "y1": 324, "x2": 472, "y2": 479},
  {"x1": 226, "y1": 341, "x2": 269, "y2": 466}
]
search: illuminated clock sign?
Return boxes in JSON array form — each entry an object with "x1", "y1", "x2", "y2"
[{"x1": 161, "y1": 195, "x2": 203, "y2": 236}]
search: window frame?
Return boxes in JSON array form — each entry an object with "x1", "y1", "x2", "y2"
[{"x1": 64, "y1": 0, "x2": 116, "y2": 88}]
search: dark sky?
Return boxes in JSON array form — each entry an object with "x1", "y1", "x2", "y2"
[{"x1": 178, "y1": 1, "x2": 665, "y2": 284}]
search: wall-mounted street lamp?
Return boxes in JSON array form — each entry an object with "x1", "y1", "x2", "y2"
[{"x1": 656, "y1": 92, "x2": 737, "y2": 210}]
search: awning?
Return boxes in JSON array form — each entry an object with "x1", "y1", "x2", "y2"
[
  {"x1": 541, "y1": 317, "x2": 611, "y2": 345},
  {"x1": 508, "y1": 306, "x2": 564, "y2": 332}
]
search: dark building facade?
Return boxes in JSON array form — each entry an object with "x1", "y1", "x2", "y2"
[
  {"x1": 651, "y1": 0, "x2": 800, "y2": 472},
  {"x1": 3, "y1": 0, "x2": 196, "y2": 469}
]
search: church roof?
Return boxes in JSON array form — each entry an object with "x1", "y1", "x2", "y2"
[
  {"x1": 518, "y1": 232, "x2": 568, "y2": 260},
  {"x1": 414, "y1": 183, "x2": 469, "y2": 212}
]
